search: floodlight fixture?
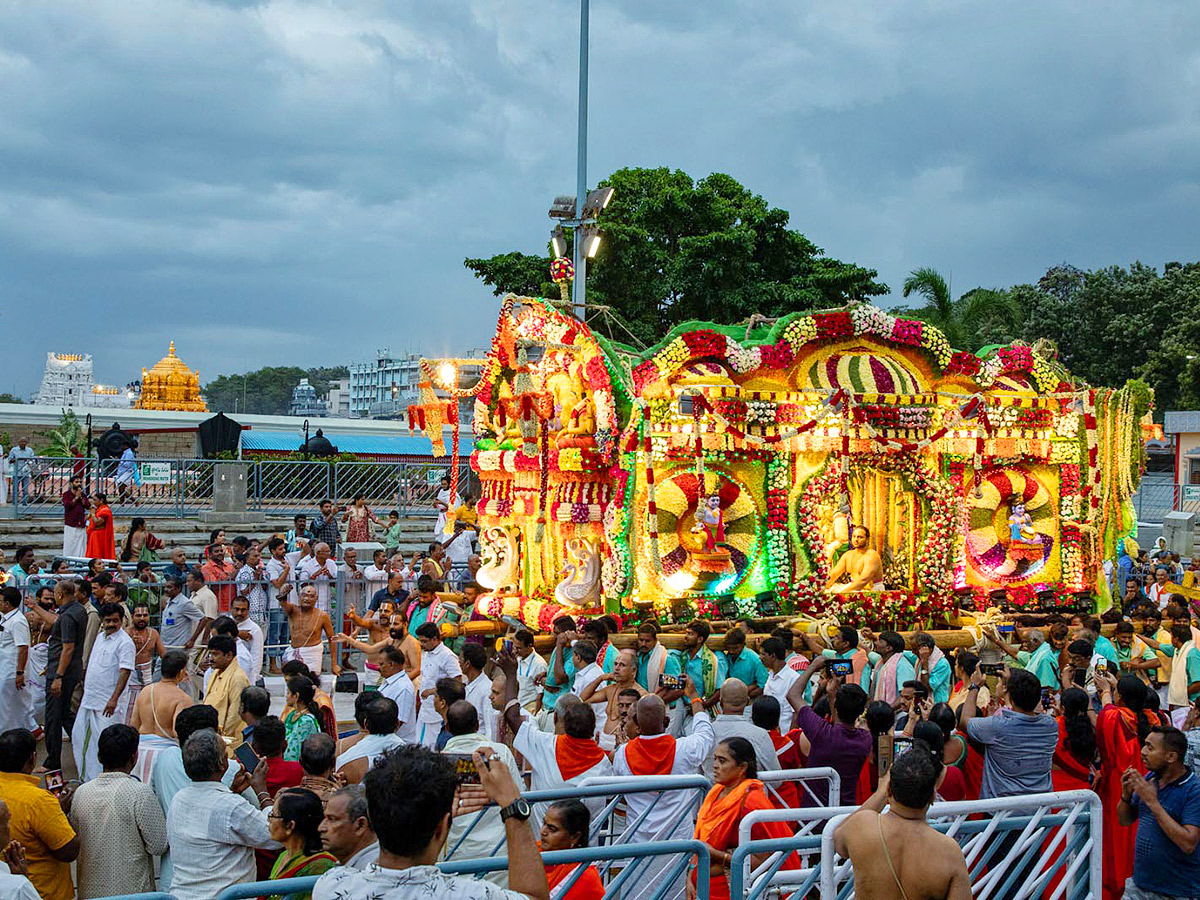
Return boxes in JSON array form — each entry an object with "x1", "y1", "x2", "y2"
[
  {"x1": 523, "y1": 343, "x2": 546, "y2": 364},
  {"x1": 548, "y1": 195, "x2": 577, "y2": 219},
  {"x1": 579, "y1": 225, "x2": 602, "y2": 259},
  {"x1": 583, "y1": 186, "x2": 615, "y2": 217},
  {"x1": 550, "y1": 225, "x2": 567, "y2": 259}
]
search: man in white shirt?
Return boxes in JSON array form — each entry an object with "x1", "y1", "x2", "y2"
[
  {"x1": 442, "y1": 524, "x2": 473, "y2": 588},
  {"x1": 167, "y1": 730, "x2": 279, "y2": 900},
  {"x1": 362, "y1": 549, "x2": 390, "y2": 593},
  {"x1": 461, "y1": 643, "x2": 497, "y2": 743},
  {"x1": 514, "y1": 629, "x2": 547, "y2": 713},
  {"x1": 6, "y1": 439, "x2": 34, "y2": 506},
  {"x1": 761, "y1": 636, "x2": 801, "y2": 730},
  {"x1": 185, "y1": 570, "x2": 220, "y2": 649},
  {"x1": 313, "y1": 743, "x2": 548, "y2": 900},
  {"x1": 335, "y1": 696, "x2": 404, "y2": 784},
  {"x1": 230, "y1": 595, "x2": 264, "y2": 685},
  {"x1": 497, "y1": 652, "x2": 612, "y2": 831},
  {"x1": 262, "y1": 537, "x2": 292, "y2": 675},
  {"x1": 570, "y1": 639, "x2": 607, "y2": 735},
  {"x1": 439, "y1": 701, "x2": 525, "y2": 888},
  {"x1": 297, "y1": 542, "x2": 338, "y2": 613},
  {"x1": 73, "y1": 602, "x2": 135, "y2": 781},
  {"x1": 414, "y1": 622, "x2": 462, "y2": 748},
  {"x1": 703, "y1": 678, "x2": 780, "y2": 779},
  {"x1": 377, "y1": 645, "x2": 417, "y2": 743},
  {"x1": 610, "y1": 682, "x2": 715, "y2": 900}
]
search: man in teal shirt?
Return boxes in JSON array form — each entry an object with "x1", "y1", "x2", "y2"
[
  {"x1": 542, "y1": 615, "x2": 578, "y2": 713},
  {"x1": 1141, "y1": 623, "x2": 1200, "y2": 704},
  {"x1": 673, "y1": 620, "x2": 726, "y2": 714},
  {"x1": 722, "y1": 627, "x2": 768, "y2": 698},
  {"x1": 635, "y1": 621, "x2": 681, "y2": 690}
]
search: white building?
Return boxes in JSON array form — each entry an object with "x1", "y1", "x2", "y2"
[
  {"x1": 348, "y1": 349, "x2": 482, "y2": 423},
  {"x1": 289, "y1": 378, "x2": 328, "y2": 417},
  {"x1": 323, "y1": 378, "x2": 352, "y2": 418},
  {"x1": 33, "y1": 353, "x2": 135, "y2": 408}
]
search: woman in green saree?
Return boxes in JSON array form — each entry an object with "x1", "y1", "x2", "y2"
[
  {"x1": 265, "y1": 787, "x2": 337, "y2": 900},
  {"x1": 282, "y1": 676, "x2": 322, "y2": 762}
]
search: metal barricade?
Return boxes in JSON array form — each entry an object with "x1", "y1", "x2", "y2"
[
  {"x1": 252, "y1": 459, "x2": 332, "y2": 515},
  {"x1": 443, "y1": 775, "x2": 711, "y2": 868},
  {"x1": 98, "y1": 841, "x2": 714, "y2": 900},
  {"x1": 758, "y1": 766, "x2": 841, "y2": 810},
  {"x1": 332, "y1": 460, "x2": 404, "y2": 513},
  {"x1": 728, "y1": 789, "x2": 1102, "y2": 900}
]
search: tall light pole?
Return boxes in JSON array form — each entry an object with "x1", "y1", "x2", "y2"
[{"x1": 573, "y1": 0, "x2": 590, "y2": 311}]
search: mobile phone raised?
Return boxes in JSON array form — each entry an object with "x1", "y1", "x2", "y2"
[
  {"x1": 445, "y1": 752, "x2": 481, "y2": 785},
  {"x1": 827, "y1": 658, "x2": 854, "y2": 678},
  {"x1": 234, "y1": 742, "x2": 260, "y2": 774},
  {"x1": 658, "y1": 673, "x2": 685, "y2": 691},
  {"x1": 979, "y1": 662, "x2": 1005, "y2": 676}
]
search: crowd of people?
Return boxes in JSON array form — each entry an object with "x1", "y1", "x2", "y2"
[{"x1": 2, "y1": 510, "x2": 1200, "y2": 897}]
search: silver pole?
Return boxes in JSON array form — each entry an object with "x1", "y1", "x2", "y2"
[{"x1": 573, "y1": 0, "x2": 589, "y2": 310}]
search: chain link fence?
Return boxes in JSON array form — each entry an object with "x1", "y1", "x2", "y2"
[{"x1": 9, "y1": 456, "x2": 474, "y2": 519}]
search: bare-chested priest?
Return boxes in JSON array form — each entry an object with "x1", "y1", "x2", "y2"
[
  {"x1": 129, "y1": 648, "x2": 194, "y2": 781},
  {"x1": 833, "y1": 739, "x2": 970, "y2": 899},
  {"x1": 827, "y1": 525, "x2": 884, "y2": 593},
  {"x1": 280, "y1": 583, "x2": 341, "y2": 677},
  {"x1": 578, "y1": 648, "x2": 647, "y2": 750}
]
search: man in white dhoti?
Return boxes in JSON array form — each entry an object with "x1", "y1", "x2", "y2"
[
  {"x1": 72, "y1": 602, "x2": 134, "y2": 782},
  {"x1": 0, "y1": 587, "x2": 34, "y2": 732},
  {"x1": 608, "y1": 682, "x2": 715, "y2": 900},
  {"x1": 61, "y1": 477, "x2": 88, "y2": 559}
]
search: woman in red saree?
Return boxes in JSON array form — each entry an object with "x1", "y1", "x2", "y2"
[
  {"x1": 1094, "y1": 674, "x2": 1150, "y2": 900},
  {"x1": 1044, "y1": 688, "x2": 1096, "y2": 899},
  {"x1": 85, "y1": 492, "x2": 115, "y2": 561},
  {"x1": 539, "y1": 799, "x2": 605, "y2": 900},
  {"x1": 690, "y1": 737, "x2": 799, "y2": 900}
]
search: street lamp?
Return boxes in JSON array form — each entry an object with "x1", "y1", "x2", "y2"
[{"x1": 550, "y1": 224, "x2": 567, "y2": 259}]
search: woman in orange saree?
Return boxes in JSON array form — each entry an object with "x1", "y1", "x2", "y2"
[
  {"x1": 690, "y1": 737, "x2": 799, "y2": 900},
  {"x1": 539, "y1": 799, "x2": 604, "y2": 900},
  {"x1": 1044, "y1": 688, "x2": 1096, "y2": 900},
  {"x1": 85, "y1": 493, "x2": 115, "y2": 560},
  {"x1": 1094, "y1": 674, "x2": 1150, "y2": 900}
]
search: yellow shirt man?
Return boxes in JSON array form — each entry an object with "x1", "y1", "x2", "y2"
[
  {"x1": 204, "y1": 658, "x2": 250, "y2": 754},
  {"x1": 0, "y1": 771, "x2": 77, "y2": 900}
]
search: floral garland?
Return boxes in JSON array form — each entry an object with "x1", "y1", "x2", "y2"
[
  {"x1": 790, "y1": 453, "x2": 956, "y2": 615},
  {"x1": 630, "y1": 304, "x2": 1064, "y2": 398},
  {"x1": 765, "y1": 453, "x2": 790, "y2": 594}
]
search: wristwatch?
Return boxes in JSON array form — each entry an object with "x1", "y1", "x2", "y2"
[{"x1": 499, "y1": 798, "x2": 532, "y2": 823}]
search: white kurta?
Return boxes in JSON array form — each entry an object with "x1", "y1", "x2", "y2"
[
  {"x1": 513, "y1": 718, "x2": 613, "y2": 830},
  {"x1": 609, "y1": 714, "x2": 716, "y2": 900},
  {"x1": 0, "y1": 608, "x2": 34, "y2": 732},
  {"x1": 73, "y1": 629, "x2": 135, "y2": 781}
]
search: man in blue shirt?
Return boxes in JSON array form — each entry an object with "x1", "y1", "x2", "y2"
[
  {"x1": 722, "y1": 626, "x2": 768, "y2": 699},
  {"x1": 1119, "y1": 725, "x2": 1200, "y2": 899},
  {"x1": 541, "y1": 615, "x2": 578, "y2": 717}
]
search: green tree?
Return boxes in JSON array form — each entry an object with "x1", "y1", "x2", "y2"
[
  {"x1": 1017, "y1": 261, "x2": 1200, "y2": 412},
  {"x1": 40, "y1": 409, "x2": 83, "y2": 456},
  {"x1": 464, "y1": 167, "x2": 887, "y2": 345},
  {"x1": 203, "y1": 365, "x2": 350, "y2": 416},
  {"x1": 901, "y1": 267, "x2": 1024, "y2": 351},
  {"x1": 0, "y1": 393, "x2": 24, "y2": 404}
]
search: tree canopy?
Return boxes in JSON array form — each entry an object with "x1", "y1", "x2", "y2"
[
  {"x1": 464, "y1": 167, "x2": 887, "y2": 346},
  {"x1": 901, "y1": 266, "x2": 1024, "y2": 352},
  {"x1": 203, "y1": 366, "x2": 349, "y2": 416}
]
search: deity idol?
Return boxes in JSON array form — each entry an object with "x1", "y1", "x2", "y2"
[
  {"x1": 827, "y1": 524, "x2": 885, "y2": 593},
  {"x1": 691, "y1": 493, "x2": 725, "y2": 551},
  {"x1": 1008, "y1": 502, "x2": 1037, "y2": 543}
]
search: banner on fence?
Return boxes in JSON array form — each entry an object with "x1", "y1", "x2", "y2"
[{"x1": 139, "y1": 462, "x2": 173, "y2": 485}]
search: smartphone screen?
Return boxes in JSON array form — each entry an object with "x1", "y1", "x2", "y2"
[
  {"x1": 445, "y1": 752, "x2": 481, "y2": 785},
  {"x1": 234, "y1": 742, "x2": 260, "y2": 774},
  {"x1": 44, "y1": 769, "x2": 64, "y2": 795},
  {"x1": 828, "y1": 659, "x2": 854, "y2": 678}
]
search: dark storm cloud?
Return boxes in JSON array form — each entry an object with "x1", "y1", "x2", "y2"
[{"x1": 0, "y1": 1, "x2": 1197, "y2": 395}]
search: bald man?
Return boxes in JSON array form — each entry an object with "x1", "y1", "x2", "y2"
[
  {"x1": 612, "y1": 679, "x2": 714, "y2": 900},
  {"x1": 702, "y1": 678, "x2": 780, "y2": 779},
  {"x1": 497, "y1": 650, "x2": 612, "y2": 830},
  {"x1": 578, "y1": 648, "x2": 647, "y2": 751}
]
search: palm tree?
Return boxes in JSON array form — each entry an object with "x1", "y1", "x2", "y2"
[{"x1": 902, "y1": 267, "x2": 1023, "y2": 351}]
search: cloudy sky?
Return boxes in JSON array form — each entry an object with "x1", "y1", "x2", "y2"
[{"x1": 2, "y1": 1, "x2": 1198, "y2": 397}]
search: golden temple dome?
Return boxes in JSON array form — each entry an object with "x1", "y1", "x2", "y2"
[{"x1": 136, "y1": 341, "x2": 208, "y2": 411}]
